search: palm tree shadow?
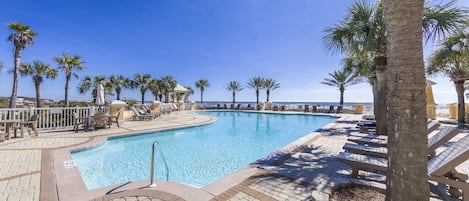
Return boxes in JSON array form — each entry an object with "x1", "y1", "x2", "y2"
[
  {"x1": 315, "y1": 127, "x2": 358, "y2": 137},
  {"x1": 250, "y1": 144, "x2": 354, "y2": 197},
  {"x1": 274, "y1": 145, "x2": 351, "y2": 186}
]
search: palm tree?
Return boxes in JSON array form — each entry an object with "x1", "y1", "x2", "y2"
[
  {"x1": 225, "y1": 81, "x2": 244, "y2": 104},
  {"x1": 149, "y1": 79, "x2": 161, "y2": 101},
  {"x1": 78, "y1": 75, "x2": 106, "y2": 104},
  {"x1": 160, "y1": 76, "x2": 177, "y2": 103},
  {"x1": 321, "y1": 68, "x2": 361, "y2": 106},
  {"x1": 264, "y1": 79, "x2": 280, "y2": 102},
  {"x1": 427, "y1": 30, "x2": 469, "y2": 125},
  {"x1": 343, "y1": 53, "x2": 377, "y2": 112},
  {"x1": 323, "y1": 0, "x2": 468, "y2": 135},
  {"x1": 184, "y1": 86, "x2": 194, "y2": 102},
  {"x1": 108, "y1": 75, "x2": 130, "y2": 100},
  {"x1": 7, "y1": 22, "x2": 37, "y2": 108},
  {"x1": 55, "y1": 53, "x2": 86, "y2": 106},
  {"x1": 195, "y1": 79, "x2": 209, "y2": 103},
  {"x1": 19, "y1": 61, "x2": 58, "y2": 107},
  {"x1": 384, "y1": 0, "x2": 429, "y2": 199},
  {"x1": 247, "y1": 77, "x2": 265, "y2": 104},
  {"x1": 132, "y1": 73, "x2": 152, "y2": 104}
]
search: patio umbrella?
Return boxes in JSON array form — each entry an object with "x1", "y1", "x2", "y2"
[{"x1": 96, "y1": 84, "x2": 105, "y2": 106}]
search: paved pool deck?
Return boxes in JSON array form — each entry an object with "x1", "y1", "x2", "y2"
[{"x1": 0, "y1": 110, "x2": 465, "y2": 201}]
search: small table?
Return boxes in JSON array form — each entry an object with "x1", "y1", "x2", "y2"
[
  {"x1": 0, "y1": 120, "x2": 23, "y2": 139},
  {"x1": 84, "y1": 113, "x2": 113, "y2": 132}
]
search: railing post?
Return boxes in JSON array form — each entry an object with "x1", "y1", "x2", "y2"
[
  {"x1": 149, "y1": 140, "x2": 169, "y2": 188},
  {"x1": 149, "y1": 142, "x2": 157, "y2": 187}
]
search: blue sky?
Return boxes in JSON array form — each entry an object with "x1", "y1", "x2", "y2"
[{"x1": 0, "y1": 0, "x2": 467, "y2": 104}]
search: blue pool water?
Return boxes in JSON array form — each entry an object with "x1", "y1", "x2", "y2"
[{"x1": 72, "y1": 111, "x2": 336, "y2": 189}]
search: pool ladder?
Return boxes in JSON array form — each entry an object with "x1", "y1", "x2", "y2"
[{"x1": 149, "y1": 140, "x2": 169, "y2": 187}]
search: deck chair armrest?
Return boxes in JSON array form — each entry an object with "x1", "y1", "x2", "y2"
[
  {"x1": 430, "y1": 175, "x2": 469, "y2": 193},
  {"x1": 21, "y1": 120, "x2": 38, "y2": 124}
]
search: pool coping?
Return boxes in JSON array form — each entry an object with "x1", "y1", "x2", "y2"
[
  {"x1": 47, "y1": 115, "x2": 217, "y2": 201},
  {"x1": 47, "y1": 110, "x2": 341, "y2": 201}
]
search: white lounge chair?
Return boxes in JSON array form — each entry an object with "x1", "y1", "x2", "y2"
[
  {"x1": 130, "y1": 107, "x2": 153, "y2": 121},
  {"x1": 344, "y1": 126, "x2": 459, "y2": 158},
  {"x1": 348, "y1": 120, "x2": 441, "y2": 147},
  {"x1": 337, "y1": 134, "x2": 469, "y2": 200}
]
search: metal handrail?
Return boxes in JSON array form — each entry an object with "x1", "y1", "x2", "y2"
[{"x1": 149, "y1": 140, "x2": 169, "y2": 187}]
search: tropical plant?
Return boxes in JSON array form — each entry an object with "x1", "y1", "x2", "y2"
[
  {"x1": 323, "y1": 0, "x2": 468, "y2": 135},
  {"x1": 264, "y1": 79, "x2": 280, "y2": 102},
  {"x1": 384, "y1": 0, "x2": 429, "y2": 198},
  {"x1": 7, "y1": 22, "x2": 37, "y2": 108},
  {"x1": 427, "y1": 29, "x2": 469, "y2": 125},
  {"x1": 55, "y1": 53, "x2": 86, "y2": 106},
  {"x1": 19, "y1": 61, "x2": 58, "y2": 107},
  {"x1": 132, "y1": 73, "x2": 152, "y2": 104},
  {"x1": 108, "y1": 75, "x2": 130, "y2": 100},
  {"x1": 78, "y1": 75, "x2": 107, "y2": 104},
  {"x1": 160, "y1": 76, "x2": 177, "y2": 103},
  {"x1": 184, "y1": 86, "x2": 194, "y2": 102},
  {"x1": 225, "y1": 81, "x2": 244, "y2": 104},
  {"x1": 247, "y1": 77, "x2": 265, "y2": 104},
  {"x1": 195, "y1": 79, "x2": 209, "y2": 103},
  {"x1": 122, "y1": 98, "x2": 137, "y2": 107},
  {"x1": 149, "y1": 79, "x2": 161, "y2": 101},
  {"x1": 321, "y1": 68, "x2": 361, "y2": 106}
]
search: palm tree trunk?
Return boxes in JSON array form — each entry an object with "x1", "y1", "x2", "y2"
[
  {"x1": 200, "y1": 90, "x2": 204, "y2": 103},
  {"x1": 92, "y1": 88, "x2": 97, "y2": 104},
  {"x1": 339, "y1": 87, "x2": 344, "y2": 106},
  {"x1": 8, "y1": 49, "x2": 21, "y2": 109},
  {"x1": 141, "y1": 90, "x2": 145, "y2": 104},
  {"x1": 384, "y1": 0, "x2": 429, "y2": 200},
  {"x1": 116, "y1": 88, "x2": 121, "y2": 100},
  {"x1": 65, "y1": 74, "x2": 71, "y2": 106},
  {"x1": 371, "y1": 78, "x2": 378, "y2": 116},
  {"x1": 232, "y1": 91, "x2": 235, "y2": 104},
  {"x1": 266, "y1": 90, "x2": 270, "y2": 102},
  {"x1": 455, "y1": 80, "x2": 465, "y2": 125},
  {"x1": 35, "y1": 82, "x2": 42, "y2": 108},
  {"x1": 165, "y1": 91, "x2": 169, "y2": 103},
  {"x1": 375, "y1": 59, "x2": 387, "y2": 136},
  {"x1": 256, "y1": 89, "x2": 259, "y2": 104}
]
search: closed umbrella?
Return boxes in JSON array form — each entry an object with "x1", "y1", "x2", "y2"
[
  {"x1": 91, "y1": 84, "x2": 107, "y2": 129},
  {"x1": 96, "y1": 84, "x2": 105, "y2": 106}
]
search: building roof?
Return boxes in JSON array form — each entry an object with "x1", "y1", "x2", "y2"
[{"x1": 173, "y1": 83, "x2": 189, "y2": 92}]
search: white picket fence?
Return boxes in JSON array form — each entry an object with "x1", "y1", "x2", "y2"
[
  {"x1": 0, "y1": 106, "x2": 109, "y2": 130},
  {"x1": 436, "y1": 105, "x2": 449, "y2": 117},
  {"x1": 0, "y1": 104, "x2": 452, "y2": 130}
]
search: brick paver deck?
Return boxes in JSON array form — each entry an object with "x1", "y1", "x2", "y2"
[{"x1": 0, "y1": 111, "x2": 460, "y2": 201}]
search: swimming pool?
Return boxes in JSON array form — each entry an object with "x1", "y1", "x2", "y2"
[{"x1": 72, "y1": 111, "x2": 336, "y2": 189}]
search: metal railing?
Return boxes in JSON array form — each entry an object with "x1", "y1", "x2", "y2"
[
  {"x1": 0, "y1": 106, "x2": 109, "y2": 130},
  {"x1": 149, "y1": 140, "x2": 169, "y2": 187}
]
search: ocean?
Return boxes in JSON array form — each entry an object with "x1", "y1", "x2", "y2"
[{"x1": 196, "y1": 101, "x2": 373, "y2": 107}]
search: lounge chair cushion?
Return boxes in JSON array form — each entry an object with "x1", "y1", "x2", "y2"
[{"x1": 137, "y1": 108, "x2": 146, "y2": 115}]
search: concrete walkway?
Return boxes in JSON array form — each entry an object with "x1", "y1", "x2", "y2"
[{"x1": 0, "y1": 111, "x2": 465, "y2": 201}]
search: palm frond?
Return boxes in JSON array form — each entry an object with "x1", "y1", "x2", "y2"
[{"x1": 423, "y1": 0, "x2": 469, "y2": 42}]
